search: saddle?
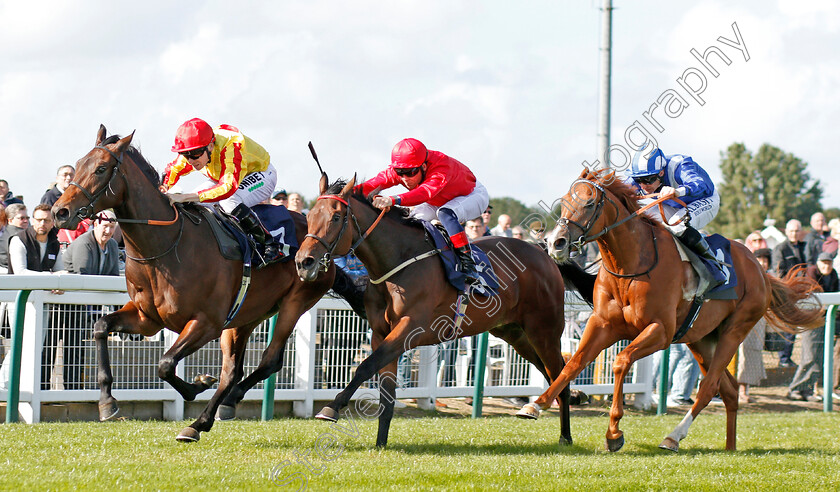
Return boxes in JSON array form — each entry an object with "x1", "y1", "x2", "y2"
[
  {"x1": 193, "y1": 204, "x2": 298, "y2": 265},
  {"x1": 670, "y1": 232, "x2": 738, "y2": 342},
  {"x1": 422, "y1": 221, "x2": 499, "y2": 296}
]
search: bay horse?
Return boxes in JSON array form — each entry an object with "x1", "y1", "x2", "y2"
[
  {"x1": 294, "y1": 175, "x2": 597, "y2": 448},
  {"x1": 52, "y1": 126, "x2": 364, "y2": 442},
  {"x1": 517, "y1": 169, "x2": 822, "y2": 452}
]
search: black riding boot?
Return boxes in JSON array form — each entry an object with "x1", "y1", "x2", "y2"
[
  {"x1": 454, "y1": 244, "x2": 480, "y2": 284},
  {"x1": 231, "y1": 203, "x2": 283, "y2": 268},
  {"x1": 679, "y1": 226, "x2": 725, "y2": 286}
]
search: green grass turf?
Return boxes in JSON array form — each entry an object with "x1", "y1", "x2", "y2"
[{"x1": 1, "y1": 411, "x2": 838, "y2": 491}]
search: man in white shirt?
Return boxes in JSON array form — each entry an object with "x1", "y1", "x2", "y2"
[{"x1": 8, "y1": 203, "x2": 64, "y2": 274}]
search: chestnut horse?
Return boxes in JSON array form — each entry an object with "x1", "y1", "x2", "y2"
[
  {"x1": 294, "y1": 175, "x2": 596, "y2": 448},
  {"x1": 52, "y1": 126, "x2": 364, "y2": 442},
  {"x1": 517, "y1": 169, "x2": 822, "y2": 452}
]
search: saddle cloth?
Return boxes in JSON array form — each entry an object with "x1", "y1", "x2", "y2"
[
  {"x1": 198, "y1": 204, "x2": 298, "y2": 265},
  {"x1": 672, "y1": 233, "x2": 738, "y2": 300},
  {"x1": 422, "y1": 221, "x2": 499, "y2": 296}
]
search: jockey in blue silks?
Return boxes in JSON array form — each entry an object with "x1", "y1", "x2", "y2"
[{"x1": 626, "y1": 146, "x2": 726, "y2": 283}]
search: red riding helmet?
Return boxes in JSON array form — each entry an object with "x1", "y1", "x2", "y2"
[
  {"x1": 391, "y1": 138, "x2": 428, "y2": 169},
  {"x1": 171, "y1": 118, "x2": 214, "y2": 152}
]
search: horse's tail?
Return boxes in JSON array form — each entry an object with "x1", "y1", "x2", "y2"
[
  {"x1": 331, "y1": 267, "x2": 367, "y2": 320},
  {"x1": 764, "y1": 265, "x2": 824, "y2": 333},
  {"x1": 557, "y1": 261, "x2": 597, "y2": 307}
]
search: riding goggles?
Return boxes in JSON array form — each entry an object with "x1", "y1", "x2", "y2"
[
  {"x1": 633, "y1": 174, "x2": 660, "y2": 185},
  {"x1": 179, "y1": 147, "x2": 206, "y2": 160},
  {"x1": 394, "y1": 166, "x2": 422, "y2": 177}
]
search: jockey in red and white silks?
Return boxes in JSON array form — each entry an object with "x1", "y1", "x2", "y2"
[{"x1": 359, "y1": 138, "x2": 489, "y2": 283}]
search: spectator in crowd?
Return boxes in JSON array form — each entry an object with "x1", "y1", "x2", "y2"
[
  {"x1": 744, "y1": 230, "x2": 767, "y2": 253},
  {"x1": 787, "y1": 252, "x2": 838, "y2": 401},
  {"x1": 1, "y1": 204, "x2": 30, "y2": 273},
  {"x1": 465, "y1": 217, "x2": 485, "y2": 241},
  {"x1": 0, "y1": 179, "x2": 24, "y2": 206},
  {"x1": 805, "y1": 212, "x2": 830, "y2": 245},
  {"x1": 772, "y1": 219, "x2": 814, "y2": 278},
  {"x1": 270, "y1": 189, "x2": 289, "y2": 207},
  {"x1": 490, "y1": 214, "x2": 513, "y2": 237},
  {"x1": 652, "y1": 343, "x2": 702, "y2": 407},
  {"x1": 738, "y1": 247, "x2": 772, "y2": 403},
  {"x1": 0, "y1": 203, "x2": 5, "y2": 243},
  {"x1": 528, "y1": 220, "x2": 545, "y2": 243},
  {"x1": 7, "y1": 203, "x2": 64, "y2": 275},
  {"x1": 64, "y1": 210, "x2": 120, "y2": 276},
  {"x1": 40, "y1": 165, "x2": 75, "y2": 206},
  {"x1": 480, "y1": 205, "x2": 493, "y2": 236},
  {"x1": 287, "y1": 193, "x2": 308, "y2": 215},
  {"x1": 822, "y1": 218, "x2": 840, "y2": 259},
  {"x1": 511, "y1": 225, "x2": 526, "y2": 240}
]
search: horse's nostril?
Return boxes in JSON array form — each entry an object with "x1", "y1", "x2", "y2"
[
  {"x1": 302, "y1": 257, "x2": 315, "y2": 269},
  {"x1": 55, "y1": 208, "x2": 69, "y2": 220},
  {"x1": 554, "y1": 238, "x2": 567, "y2": 251}
]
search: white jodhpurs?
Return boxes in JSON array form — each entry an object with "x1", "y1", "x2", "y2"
[
  {"x1": 409, "y1": 181, "x2": 490, "y2": 223},
  {"x1": 191, "y1": 164, "x2": 277, "y2": 213},
  {"x1": 642, "y1": 191, "x2": 720, "y2": 235}
]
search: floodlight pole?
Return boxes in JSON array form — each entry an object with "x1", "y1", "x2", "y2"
[{"x1": 597, "y1": 0, "x2": 613, "y2": 170}]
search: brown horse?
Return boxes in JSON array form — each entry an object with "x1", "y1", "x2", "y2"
[
  {"x1": 294, "y1": 175, "x2": 596, "y2": 448},
  {"x1": 517, "y1": 169, "x2": 822, "y2": 452},
  {"x1": 52, "y1": 126, "x2": 364, "y2": 442}
]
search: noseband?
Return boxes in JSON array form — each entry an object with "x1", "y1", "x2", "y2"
[
  {"x1": 305, "y1": 194, "x2": 386, "y2": 272},
  {"x1": 68, "y1": 144, "x2": 126, "y2": 221}
]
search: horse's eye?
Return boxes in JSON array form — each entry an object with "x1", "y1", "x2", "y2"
[
  {"x1": 584, "y1": 200, "x2": 595, "y2": 209},
  {"x1": 331, "y1": 213, "x2": 340, "y2": 222},
  {"x1": 95, "y1": 166, "x2": 107, "y2": 175}
]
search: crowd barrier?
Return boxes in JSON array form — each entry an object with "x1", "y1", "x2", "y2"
[{"x1": 1, "y1": 274, "x2": 655, "y2": 423}]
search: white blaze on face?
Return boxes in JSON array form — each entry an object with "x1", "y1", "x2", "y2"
[{"x1": 545, "y1": 223, "x2": 567, "y2": 261}]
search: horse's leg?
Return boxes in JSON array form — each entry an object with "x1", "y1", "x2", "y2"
[
  {"x1": 316, "y1": 316, "x2": 421, "y2": 423},
  {"x1": 177, "y1": 325, "x2": 254, "y2": 442},
  {"x1": 92, "y1": 301, "x2": 163, "y2": 421},
  {"x1": 218, "y1": 302, "x2": 308, "y2": 418},
  {"x1": 517, "y1": 314, "x2": 622, "y2": 420},
  {"x1": 375, "y1": 359, "x2": 399, "y2": 448},
  {"x1": 660, "y1": 332, "x2": 743, "y2": 452},
  {"x1": 157, "y1": 316, "x2": 223, "y2": 402},
  {"x1": 604, "y1": 322, "x2": 669, "y2": 452}
]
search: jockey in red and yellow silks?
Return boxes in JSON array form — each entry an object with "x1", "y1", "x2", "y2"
[
  {"x1": 162, "y1": 118, "x2": 282, "y2": 267},
  {"x1": 358, "y1": 138, "x2": 490, "y2": 283}
]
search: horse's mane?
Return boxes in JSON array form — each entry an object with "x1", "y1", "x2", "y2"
[
  {"x1": 583, "y1": 169, "x2": 660, "y2": 228},
  {"x1": 325, "y1": 179, "x2": 425, "y2": 231},
  {"x1": 101, "y1": 134, "x2": 162, "y2": 189}
]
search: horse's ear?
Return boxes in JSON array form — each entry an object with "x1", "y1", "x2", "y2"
[
  {"x1": 319, "y1": 173, "x2": 329, "y2": 195},
  {"x1": 96, "y1": 124, "x2": 107, "y2": 146},
  {"x1": 366, "y1": 186, "x2": 382, "y2": 200},
  {"x1": 340, "y1": 174, "x2": 356, "y2": 198},
  {"x1": 113, "y1": 131, "x2": 135, "y2": 153}
]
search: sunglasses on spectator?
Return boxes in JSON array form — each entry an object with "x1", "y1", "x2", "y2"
[
  {"x1": 179, "y1": 147, "x2": 206, "y2": 160},
  {"x1": 394, "y1": 167, "x2": 422, "y2": 177},
  {"x1": 482, "y1": 210, "x2": 492, "y2": 215},
  {"x1": 633, "y1": 174, "x2": 660, "y2": 185}
]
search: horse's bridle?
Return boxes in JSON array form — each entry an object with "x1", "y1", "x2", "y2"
[
  {"x1": 68, "y1": 144, "x2": 127, "y2": 221},
  {"x1": 559, "y1": 178, "x2": 660, "y2": 278},
  {"x1": 305, "y1": 194, "x2": 386, "y2": 272}
]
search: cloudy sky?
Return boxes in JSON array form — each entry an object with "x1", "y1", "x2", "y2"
[{"x1": 1, "y1": 0, "x2": 838, "y2": 221}]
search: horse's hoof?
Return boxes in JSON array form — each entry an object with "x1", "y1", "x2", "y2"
[
  {"x1": 315, "y1": 407, "x2": 339, "y2": 422},
  {"x1": 659, "y1": 437, "x2": 679, "y2": 452},
  {"x1": 515, "y1": 403, "x2": 541, "y2": 420},
  {"x1": 558, "y1": 436, "x2": 573, "y2": 447},
  {"x1": 605, "y1": 434, "x2": 625, "y2": 452},
  {"x1": 193, "y1": 374, "x2": 218, "y2": 389},
  {"x1": 216, "y1": 405, "x2": 236, "y2": 421},
  {"x1": 176, "y1": 427, "x2": 201, "y2": 443},
  {"x1": 98, "y1": 400, "x2": 120, "y2": 421}
]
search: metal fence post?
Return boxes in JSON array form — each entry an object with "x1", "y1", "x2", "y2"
[
  {"x1": 471, "y1": 332, "x2": 489, "y2": 418},
  {"x1": 5, "y1": 289, "x2": 32, "y2": 424},
  {"x1": 824, "y1": 305, "x2": 836, "y2": 413},
  {"x1": 657, "y1": 347, "x2": 669, "y2": 416},
  {"x1": 261, "y1": 314, "x2": 279, "y2": 420}
]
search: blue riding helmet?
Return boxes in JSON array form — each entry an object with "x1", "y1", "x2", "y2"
[{"x1": 630, "y1": 147, "x2": 667, "y2": 178}]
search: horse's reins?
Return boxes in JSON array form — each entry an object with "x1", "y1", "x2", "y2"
[
  {"x1": 562, "y1": 179, "x2": 686, "y2": 278},
  {"x1": 305, "y1": 194, "x2": 387, "y2": 273},
  {"x1": 69, "y1": 143, "x2": 184, "y2": 262}
]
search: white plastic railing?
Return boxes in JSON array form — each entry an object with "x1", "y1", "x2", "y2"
[{"x1": 0, "y1": 274, "x2": 653, "y2": 423}]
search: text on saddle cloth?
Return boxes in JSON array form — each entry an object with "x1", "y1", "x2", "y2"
[{"x1": 422, "y1": 221, "x2": 500, "y2": 296}]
